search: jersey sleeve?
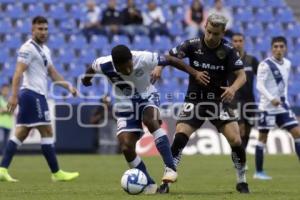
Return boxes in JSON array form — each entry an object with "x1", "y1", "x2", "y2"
[
  {"x1": 91, "y1": 58, "x2": 103, "y2": 74},
  {"x1": 141, "y1": 51, "x2": 159, "y2": 70},
  {"x1": 169, "y1": 40, "x2": 190, "y2": 59},
  {"x1": 256, "y1": 61, "x2": 275, "y2": 101},
  {"x1": 17, "y1": 45, "x2": 33, "y2": 65},
  {"x1": 227, "y1": 49, "x2": 244, "y2": 71}
]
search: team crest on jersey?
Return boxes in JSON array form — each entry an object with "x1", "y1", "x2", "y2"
[
  {"x1": 135, "y1": 69, "x2": 144, "y2": 77},
  {"x1": 194, "y1": 49, "x2": 204, "y2": 55},
  {"x1": 216, "y1": 49, "x2": 226, "y2": 59},
  {"x1": 234, "y1": 59, "x2": 243, "y2": 66}
]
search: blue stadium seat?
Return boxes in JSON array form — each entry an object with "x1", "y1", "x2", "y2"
[
  {"x1": 169, "y1": 22, "x2": 184, "y2": 37},
  {"x1": 286, "y1": 24, "x2": 300, "y2": 38},
  {"x1": 0, "y1": 18, "x2": 14, "y2": 34},
  {"x1": 265, "y1": 0, "x2": 286, "y2": 8},
  {"x1": 69, "y1": 34, "x2": 88, "y2": 49},
  {"x1": 5, "y1": 4, "x2": 24, "y2": 20},
  {"x1": 226, "y1": 0, "x2": 245, "y2": 7},
  {"x1": 21, "y1": 0, "x2": 37, "y2": 3},
  {"x1": 48, "y1": 4, "x2": 69, "y2": 20},
  {"x1": 248, "y1": 0, "x2": 265, "y2": 8},
  {"x1": 255, "y1": 8, "x2": 274, "y2": 23},
  {"x1": 244, "y1": 23, "x2": 263, "y2": 38},
  {"x1": 15, "y1": 19, "x2": 31, "y2": 34},
  {"x1": 234, "y1": 8, "x2": 253, "y2": 23},
  {"x1": 4, "y1": 35, "x2": 22, "y2": 49},
  {"x1": 111, "y1": 35, "x2": 130, "y2": 47},
  {"x1": 132, "y1": 35, "x2": 152, "y2": 50},
  {"x1": 166, "y1": 0, "x2": 183, "y2": 7},
  {"x1": 27, "y1": 4, "x2": 46, "y2": 18},
  {"x1": 48, "y1": 34, "x2": 66, "y2": 48},
  {"x1": 255, "y1": 38, "x2": 270, "y2": 53},
  {"x1": 275, "y1": 8, "x2": 294, "y2": 23},
  {"x1": 264, "y1": 23, "x2": 284, "y2": 37},
  {"x1": 153, "y1": 36, "x2": 172, "y2": 52}
]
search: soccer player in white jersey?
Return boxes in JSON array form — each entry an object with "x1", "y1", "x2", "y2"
[
  {"x1": 0, "y1": 16, "x2": 79, "y2": 182},
  {"x1": 254, "y1": 36, "x2": 300, "y2": 180},
  {"x1": 81, "y1": 45, "x2": 208, "y2": 194}
]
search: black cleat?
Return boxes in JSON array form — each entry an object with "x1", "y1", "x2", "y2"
[
  {"x1": 157, "y1": 182, "x2": 170, "y2": 194},
  {"x1": 236, "y1": 182, "x2": 250, "y2": 194}
]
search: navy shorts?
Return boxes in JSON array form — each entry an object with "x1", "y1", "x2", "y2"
[
  {"x1": 16, "y1": 89, "x2": 51, "y2": 127},
  {"x1": 258, "y1": 110, "x2": 299, "y2": 132},
  {"x1": 115, "y1": 93, "x2": 160, "y2": 137}
]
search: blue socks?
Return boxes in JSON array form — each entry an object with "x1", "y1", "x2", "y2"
[
  {"x1": 0, "y1": 137, "x2": 22, "y2": 168},
  {"x1": 128, "y1": 156, "x2": 155, "y2": 184},
  {"x1": 255, "y1": 141, "x2": 265, "y2": 172},
  {"x1": 41, "y1": 138, "x2": 59, "y2": 173},
  {"x1": 152, "y1": 128, "x2": 176, "y2": 171}
]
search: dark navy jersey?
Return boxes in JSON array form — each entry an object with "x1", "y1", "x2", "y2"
[
  {"x1": 169, "y1": 36, "x2": 244, "y2": 102},
  {"x1": 233, "y1": 53, "x2": 258, "y2": 103}
]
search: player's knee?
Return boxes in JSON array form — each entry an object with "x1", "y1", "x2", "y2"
[{"x1": 229, "y1": 136, "x2": 242, "y2": 146}]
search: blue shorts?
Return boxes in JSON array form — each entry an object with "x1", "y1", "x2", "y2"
[
  {"x1": 16, "y1": 89, "x2": 51, "y2": 127},
  {"x1": 115, "y1": 93, "x2": 160, "y2": 137},
  {"x1": 258, "y1": 110, "x2": 299, "y2": 132}
]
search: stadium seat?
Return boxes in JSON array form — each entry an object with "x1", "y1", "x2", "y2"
[
  {"x1": 234, "y1": 8, "x2": 253, "y2": 24},
  {"x1": 111, "y1": 35, "x2": 130, "y2": 47},
  {"x1": 5, "y1": 4, "x2": 24, "y2": 20},
  {"x1": 27, "y1": 3, "x2": 46, "y2": 18},
  {"x1": 286, "y1": 24, "x2": 300, "y2": 38},
  {"x1": 48, "y1": 4, "x2": 69, "y2": 20},
  {"x1": 264, "y1": 23, "x2": 284, "y2": 37},
  {"x1": 15, "y1": 19, "x2": 31, "y2": 34},
  {"x1": 132, "y1": 35, "x2": 152, "y2": 50},
  {"x1": 275, "y1": 8, "x2": 295, "y2": 23},
  {"x1": 255, "y1": 38, "x2": 270, "y2": 53},
  {"x1": 244, "y1": 23, "x2": 263, "y2": 38},
  {"x1": 4, "y1": 35, "x2": 22, "y2": 49},
  {"x1": 169, "y1": 22, "x2": 184, "y2": 37},
  {"x1": 226, "y1": 0, "x2": 245, "y2": 7},
  {"x1": 255, "y1": 8, "x2": 274, "y2": 23},
  {"x1": 153, "y1": 36, "x2": 172, "y2": 53},
  {"x1": 69, "y1": 34, "x2": 88, "y2": 50},
  {"x1": 265, "y1": 0, "x2": 286, "y2": 8},
  {"x1": 248, "y1": 0, "x2": 265, "y2": 8}
]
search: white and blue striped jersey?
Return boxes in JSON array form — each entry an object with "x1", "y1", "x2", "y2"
[
  {"x1": 92, "y1": 51, "x2": 159, "y2": 104},
  {"x1": 256, "y1": 56, "x2": 291, "y2": 113},
  {"x1": 17, "y1": 39, "x2": 53, "y2": 95}
]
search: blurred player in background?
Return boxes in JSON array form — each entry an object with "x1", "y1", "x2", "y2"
[
  {"x1": 0, "y1": 84, "x2": 13, "y2": 155},
  {"x1": 153, "y1": 14, "x2": 249, "y2": 193},
  {"x1": 254, "y1": 36, "x2": 300, "y2": 180},
  {"x1": 81, "y1": 44, "x2": 208, "y2": 194},
  {"x1": 231, "y1": 33, "x2": 259, "y2": 151},
  {"x1": 0, "y1": 16, "x2": 79, "y2": 182}
]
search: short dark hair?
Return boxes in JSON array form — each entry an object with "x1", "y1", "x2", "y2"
[
  {"x1": 32, "y1": 16, "x2": 48, "y2": 25},
  {"x1": 232, "y1": 32, "x2": 244, "y2": 38},
  {"x1": 271, "y1": 36, "x2": 287, "y2": 46},
  {"x1": 111, "y1": 45, "x2": 132, "y2": 65}
]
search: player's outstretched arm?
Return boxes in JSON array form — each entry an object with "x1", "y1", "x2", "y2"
[
  {"x1": 7, "y1": 62, "x2": 28, "y2": 113},
  {"x1": 81, "y1": 66, "x2": 96, "y2": 87},
  {"x1": 48, "y1": 65, "x2": 77, "y2": 96},
  {"x1": 163, "y1": 55, "x2": 210, "y2": 85}
]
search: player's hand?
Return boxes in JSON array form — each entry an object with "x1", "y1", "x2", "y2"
[
  {"x1": 150, "y1": 66, "x2": 163, "y2": 84},
  {"x1": 81, "y1": 77, "x2": 92, "y2": 87},
  {"x1": 7, "y1": 95, "x2": 18, "y2": 114},
  {"x1": 220, "y1": 86, "x2": 236, "y2": 102},
  {"x1": 271, "y1": 98, "x2": 281, "y2": 107},
  {"x1": 194, "y1": 71, "x2": 210, "y2": 86},
  {"x1": 69, "y1": 86, "x2": 78, "y2": 97}
]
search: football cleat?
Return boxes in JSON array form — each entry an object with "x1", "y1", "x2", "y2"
[
  {"x1": 143, "y1": 183, "x2": 158, "y2": 194},
  {"x1": 162, "y1": 167, "x2": 177, "y2": 183},
  {"x1": 253, "y1": 171, "x2": 272, "y2": 180},
  {"x1": 0, "y1": 167, "x2": 18, "y2": 182},
  {"x1": 236, "y1": 182, "x2": 250, "y2": 194},
  {"x1": 157, "y1": 182, "x2": 170, "y2": 194},
  {"x1": 51, "y1": 170, "x2": 79, "y2": 182}
]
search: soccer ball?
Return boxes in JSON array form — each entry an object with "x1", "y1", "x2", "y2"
[{"x1": 121, "y1": 168, "x2": 148, "y2": 195}]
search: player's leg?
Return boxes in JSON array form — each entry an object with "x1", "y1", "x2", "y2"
[
  {"x1": 0, "y1": 126, "x2": 30, "y2": 182},
  {"x1": 239, "y1": 122, "x2": 252, "y2": 150},
  {"x1": 219, "y1": 121, "x2": 249, "y2": 193},
  {"x1": 117, "y1": 132, "x2": 156, "y2": 194},
  {"x1": 276, "y1": 110, "x2": 300, "y2": 160},
  {"x1": 289, "y1": 126, "x2": 300, "y2": 160},
  {"x1": 142, "y1": 106, "x2": 177, "y2": 183},
  {"x1": 36, "y1": 125, "x2": 79, "y2": 181}
]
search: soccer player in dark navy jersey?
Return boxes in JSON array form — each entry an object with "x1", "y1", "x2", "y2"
[
  {"x1": 231, "y1": 33, "x2": 259, "y2": 150},
  {"x1": 154, "y1": 14, "x2": 250, "y2": 194}
]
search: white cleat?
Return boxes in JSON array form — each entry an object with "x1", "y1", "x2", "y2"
[
  {"x1": 162, "y1": 167, "x2": 177, "y2": 183},
  {"x1": 143, "y1": 183, "x2": 158, "y2": 195},
  {"x1": 253, "y1": 172, "x2": 272, "y2": 180}
]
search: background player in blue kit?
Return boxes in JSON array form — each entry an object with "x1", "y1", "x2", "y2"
[
  {"x1": 0, "y1": 16, "x2": 79, "y2": 182},
  {"x1": 254, "y1": 36, "x2": 300, "y2": 180}
]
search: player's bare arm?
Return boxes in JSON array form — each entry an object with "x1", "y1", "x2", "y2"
[
  {"x1": 221, "y1": 69, "x2": 246, "y2": 102},
  {"x1": 7, "y1": 62, "x2": 28, "y2": 113},
  {"x1": 48, "y1": 65, "x2": 77, "y2": 96},
  {"x1": 81, "y1": 66, "x2": 96, "y2": 87},
  {"x1": 160, "y1": 55, "x2": 210, "y2": 85}
]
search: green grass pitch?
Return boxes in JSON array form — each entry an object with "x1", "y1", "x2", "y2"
[{"x1": 1, "y1": 154, "x2": 299, "y2": 200}]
